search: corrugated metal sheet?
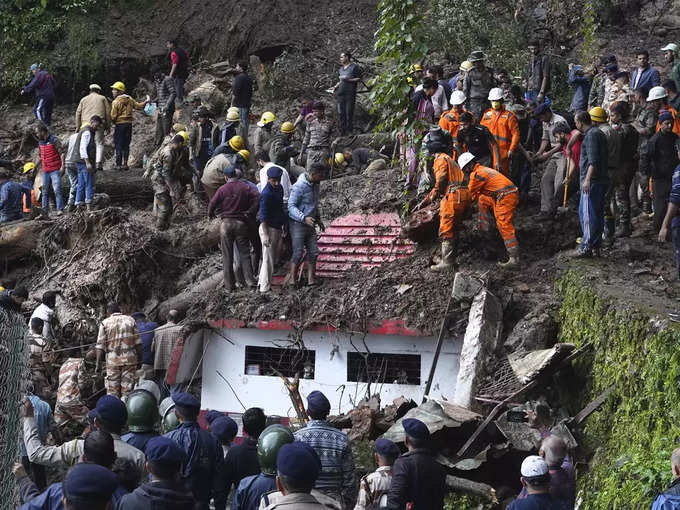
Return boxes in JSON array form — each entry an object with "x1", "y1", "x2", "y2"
[{"x1": 316, "y1": 212, "x2": 416, "y2": 277}]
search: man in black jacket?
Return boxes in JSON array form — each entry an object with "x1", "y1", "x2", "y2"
[
  {"x1": 215, "y1": 407, "x2": 266, "y2": 510},
  {"x1": 386, "y1": 418, "x2": 446, "y2": 510},
  {"x1": 117, "y1": 436, "x2": 196, "y2": 510}
]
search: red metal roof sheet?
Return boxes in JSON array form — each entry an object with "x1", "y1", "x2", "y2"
[{"x1": 316, "y1": 212, "x2": 415, "y2": 278}]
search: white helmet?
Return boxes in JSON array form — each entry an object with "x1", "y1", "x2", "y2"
[
  {"x1": 661, "y1": 43, "x2": 678, "y2": 53},
  {"x1": 488, "y1": 87, "x2": 504, "y2": 101},
  {"x1": 457, "y1": 152, "x2": 476, "y2": 170},
  {"x1": 450, "y1": 90, "x2": 466, "y2": 106},
  {"x1": 647, "y1": 86, "x2": 668, "y2": 102}
]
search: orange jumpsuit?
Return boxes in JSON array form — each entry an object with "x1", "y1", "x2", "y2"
[
  {"x1": 468, "y1": 163, "x2": 519, "y2": 250},
  {"x1": 438, "y1": 109, "x2": 474, "y2": 139},
  {"x1": 656, "y1": 106, "x2": 680, "y2": 136},
  {"x1": 428, "y1": 153, "x2": 471, "y2": 240},
  {"x1": 480, "y1": 107, "x2": 520, "y2": 176}
]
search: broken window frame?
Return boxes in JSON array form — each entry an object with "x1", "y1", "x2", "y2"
[
  {"x1": 346, "y1": 351, "x2": 421, "y2": 385},
  {"x1": 244, "y1": 345, "x2": 316, "y2": 379}
]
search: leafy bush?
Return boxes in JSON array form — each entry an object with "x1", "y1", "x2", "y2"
[{"x1": 557, "y1": 272, "x2": 680, "y2": 508}]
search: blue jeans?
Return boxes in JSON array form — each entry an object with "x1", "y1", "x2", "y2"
[
  {"x1": 579, "y1": 181, "x2": 607, "y2": 253},
  {"x1": 41, "y1": 171, "x2": 63, "y2": 211},
  {"x1": 238, "y1": 107, "x2": 249, "y2": 142},
  {"x1": 289, "y1": 219, "x2": 319, "y2": 264},
  {"x1": 672, "y1": 218, "x2": 680, "y2": 279},
  {"x1": 524, "y1": 91, "x2": 550, "y2": 106},
  {"x1": 75, "y1": 162, "x2": 95, "y2": 204}
]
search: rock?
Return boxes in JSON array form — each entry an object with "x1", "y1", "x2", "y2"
[
  {"x1": 504, "y1": 304, "x2": 558, "y2": 352},
  {"x1": 452, "y1": 289, "x2": 503, "y2": 409},
  {"x1": 451, "y1": 272, "x2": 485, "y2": 303},
  {"x1": 347, "y1": 406, "x2": 377, "y2": 441},
  {"x1": 187, "y1": 80, "x2": 228, "y2": 116}
]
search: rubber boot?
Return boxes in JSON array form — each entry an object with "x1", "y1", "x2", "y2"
[
  {"x1": 602, "y1": 217, "x2": 616, "y2": 247},
  {"x1": 499, "y1": 246, "x2": 520, "y2": 268},
  {"x1": 430, "y1": 240, "x2": 455, "y2": 271},
  {"x1": 615, "y1": 221, "x2": 632, "y2": 238}
]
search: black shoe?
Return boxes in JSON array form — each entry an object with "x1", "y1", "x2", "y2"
[
  {"x1": 615, "y1": 223, "x2": 632, "y2": 238},
  {"x1": 536, "y1": 211, "x2": 554, "y2": 221}
]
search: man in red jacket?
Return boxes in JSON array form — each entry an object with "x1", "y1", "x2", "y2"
[
  {"x1": 208, "y1": 165, "x2": 259, "y2": 291},
  {"x1": 36, "y1": 123, "x2": 64, "y2": 217}
]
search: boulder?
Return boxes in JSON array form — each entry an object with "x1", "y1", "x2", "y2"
[
  {"x1": 504, "y1": 304, "x2": 558, "y2": 353},
  {"x1": 187, "y1": 80, "x2": 228, "y2": 117}
]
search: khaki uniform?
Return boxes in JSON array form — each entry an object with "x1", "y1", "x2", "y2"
[
  {"x1": 354, "y1": 466, "x2": 392, "y2": 510},
  {"x1": 262, "y1": 491, "x2": 340, "y2": 510},
  {"x1": 302, "y1": 117, "x2": 334, "y2": 172},
  {"x1": 26, "y1": 332, "x2": 53, "y2": 400},
  {"x1": 148, "y1": 144, "x2": 182, "y2": 230},
  {"x1": 54, "y1": 357, "x2": 91, "y2": 427},
  {"x1": 96, "y1": 313, "x2": 140, "y2": 398},
  {"x1": 201, "y1": 153, "x2": 231, "y2": 199},
  {"x1": 23, "y1": 417, "x2": 146, "y2": 476},
  {"x1": 253, "y1": 126, "x2": 273, "y2": 155}
]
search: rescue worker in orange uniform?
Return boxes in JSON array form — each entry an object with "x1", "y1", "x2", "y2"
[
  {"x1": 438, "y1": 91, "x2": 471, "y2": 141},
  {"x1": 480, "y1": 88, "x2": 520, "y2": 176},
  {"x1": 419, "y1": 133, "x2": 471, "y2": 271},
  {"x1": 459, "y1": 152, "x2": 520, "y2": 267},
  {"x1": 648, "y1": 86, "x2": 680, "y2": 135}
]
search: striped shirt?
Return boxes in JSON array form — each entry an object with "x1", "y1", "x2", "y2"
[{"x1": 294, "y1": 420, "x2": 356, "y2": 504}]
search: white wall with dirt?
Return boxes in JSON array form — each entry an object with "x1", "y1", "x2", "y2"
[{"x1": 200, "y1": 327, "x2": 463, "y2": 417}]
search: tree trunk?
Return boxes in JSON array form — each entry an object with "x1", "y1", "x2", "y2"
[
  {"x1": 157, "y1": 270, "x2": 224, "y2": 318},
  {"x1": 0, "y1": 220, "x2": 45, "y2": 262},
  {"x1": 446, "y1": 475, "x2": 497, "y2": 503}
]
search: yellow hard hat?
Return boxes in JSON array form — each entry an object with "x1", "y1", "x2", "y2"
[
  {"x1": 410, "y1": 64, "x2": 423, "y2": 73},
  {"x1": 172, "y1": 123, "x2": 187, "y2": 133},
  {"x1": 229, "y1": 135, "x2": 244, "y2": 151},
  {"x1": 177, "y1": 131, "x2": 189, "y2": 145},
  {"x1": 407, "y1": 76, "x2": 414, "y2": 86},
  {"x1": 257, "y1": 111, "x2": 276, "y2": 127},
  {"x1": 238, "y1": 149, "x2": 251, "y2": 162},
  {"x1": 281, "y1": 121, "x2": 295, "y2": 134},
  {"x1": 226, "y1": 110, "x2": 240, "y2": 122},
  {"x1": 589, "y1": 106, "x2": 607, "y2": 123},
  {"x1": 23, "y1": 162, "x2": 35, "y2": 173},
  {"x1": 111, "y1": 81, "x2": 126, "y2": 92},
  {"x1": 334, "y1": 153, "x2": 345, "y2": 166},
  {"x1": 459, "y1": 60, "x2": 473, "y2": 72}
]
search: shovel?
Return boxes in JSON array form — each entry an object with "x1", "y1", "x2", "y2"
[{"x1": 557, "y1": 161, "x2": 571, "y2": 213}]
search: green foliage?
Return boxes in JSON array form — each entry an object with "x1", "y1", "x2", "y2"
[
  {"x1": 0, "y1": 0, "x2": 141, "y2": 98},
  {"x1": 370, "y1": 0, "x2": 428, "y2": 133},
  {"x1": 580, "y1": 0, "x2": 598, "y2": 64},
  {"x1": 557, "y1": 272, "x2": 680, "y2": 509},
  {"x1": 444, "y1": 493, "x2": 490, "y2": 509}
]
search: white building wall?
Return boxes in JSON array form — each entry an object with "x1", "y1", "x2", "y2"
[{"x1": 201, "y1": 328, "x2": 463, "y2": 417}]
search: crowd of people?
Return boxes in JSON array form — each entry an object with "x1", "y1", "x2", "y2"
[
  {"x1": 5, "y1": 31, "x2": 680, "y2": 510},
  {"x1": 405, "y1": 41, "x2": 680, "y2": 276}
]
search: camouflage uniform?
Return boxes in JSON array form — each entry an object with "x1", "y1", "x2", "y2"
[
  {"x1": 463, "y1": 67, "x2": 495, "y2": 122},
  {"x1": 26, "y1": 332, "x2": 53, "y2": 401},
  {"x1": 96, "y1": 313, "x2": 140, "y2": 399},
  {"x1": 588, "y1": 72, "x2": 606, "y2": 108},
  {"x1": 635, "y1": 105, "x2": 659, "y2": 213},
  {"x1": 302, "y1": 117, "x2": 333, "y2": 173},
  {"x1": 54, "y1": 358, "x2": 92, "y2": 427},
  {"x1": 355, "y1": 466, "x2": 392, "y2": 510},
  {"x1": 148, "y1": 144, "x2": 182, "y2": 230}
]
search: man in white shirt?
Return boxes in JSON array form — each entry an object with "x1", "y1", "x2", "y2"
[
  {"x1": 30, "y1": 290, "x2": 57, "y2": 340},
  {"x1": 256, "y1": 150, "x2": 291, "y2": 204}
]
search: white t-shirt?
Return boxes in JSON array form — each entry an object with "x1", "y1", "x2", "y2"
[{"x1": 258, "y1": 163, "x2": 291, "y2": 203}]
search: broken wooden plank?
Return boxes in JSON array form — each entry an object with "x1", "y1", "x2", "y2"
[{"x1": 571, "y1": 384, "x2": 615, "y2": 426}]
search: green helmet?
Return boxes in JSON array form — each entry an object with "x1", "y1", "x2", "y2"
[
  {"x1": 126, "y1": 390, "x2": 159, "y2": 433},
  {"x1": 257, "y1": 424, "x2": 294, "y2": 475},
  {"x1": 159, "y1": 396, "x2": 179, "y2": 434}
]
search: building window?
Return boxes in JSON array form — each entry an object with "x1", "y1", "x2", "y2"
[
  {"x1": 244, "y1": 346, "x2": 315, "y2": 379},
  {"x1": 347, "y1": 352, "x2": 421, "y2": 385}
]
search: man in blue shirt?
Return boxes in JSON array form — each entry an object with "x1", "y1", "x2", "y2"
[
  {"x1": 508, "y1": 455, "x2": 569, "y2": 510},
  {"x1": 257, "y1": 163, "x2": 286, "y2": 293},
  {"x1": 286, "y1": 162, "x2": 325, "y2": 287},
  {"x1": 631, "y1": 48, "x2": 661, "y2": 91},
  {"x1": 574, "y1": 110, "x2": 609, "y2": 257},
  {"x1": 0, "y1": 169, "x2": 24, "y2": 223},
  {"x1": 568, "y1": 64, "x2": 591, "y2": 112},
  {"x1": 295, "y1": 390, "x2": 356, "y2": 507},
  {"x1": 659, "y1": 163, "x2": 680, "y2": 280},
  {"x1": 21, "y1": 64, "x2": 55, "y2": 126},
  {"x1": 131, "y1": 311, "x2": 158, "y2": 380}
]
